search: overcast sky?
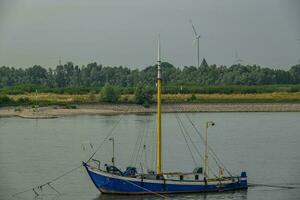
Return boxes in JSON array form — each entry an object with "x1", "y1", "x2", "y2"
[{"x1": 0, "y1": 0, "x2": 299, "y2": 69}]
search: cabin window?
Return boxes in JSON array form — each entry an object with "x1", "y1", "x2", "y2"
[
  {"x1": 195, "y1": 175, "x2": 199, "y2": 180},
  {"x1": 180, "y1": 175, "x2": 183, "y2": 181}
]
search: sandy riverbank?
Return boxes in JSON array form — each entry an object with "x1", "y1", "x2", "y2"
[{"x1": 1, "y1": 103, "x2": 300, "y2": 119}]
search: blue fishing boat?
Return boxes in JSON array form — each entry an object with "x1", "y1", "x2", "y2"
[{"x1": 83, "y1": 39, "x2": 248, "y2": 195}]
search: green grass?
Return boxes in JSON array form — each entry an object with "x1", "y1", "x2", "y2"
[
  {"x1": 1, "y1": 92, "x2": 300, "y2": 107},
  {"x1": 1, "y1": 84, "x2": 300, "y2": 95},
  {"x1": 162, "y1": 93, "x2": 300, "y2": 103}
]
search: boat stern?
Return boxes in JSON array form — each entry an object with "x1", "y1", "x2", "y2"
[{"x1": 239, "y1": 171, "x2": 248, "y2": 189}]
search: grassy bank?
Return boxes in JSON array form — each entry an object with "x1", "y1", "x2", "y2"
[
  {"x1": 1, "y1": 84, "x2": 300, "y2": 95},
  {"x1": 163, "y1": 93, "x2": 300, "y2": 103},
  {"x1": 1, "y1": 92, "x2": 300, "y2": 107}
]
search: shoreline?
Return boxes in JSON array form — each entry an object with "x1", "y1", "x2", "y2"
[{"x1": 1, "y1": 102, "x2": 300, "y2": 119}]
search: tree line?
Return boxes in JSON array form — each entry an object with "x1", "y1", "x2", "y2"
[{"x1": 1, "y1": 61, "x2": 300, "y2": 89}]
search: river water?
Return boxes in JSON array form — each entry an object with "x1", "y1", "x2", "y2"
[{"x1": 0, "y1": 112, "x2": 300, "y2": 200}]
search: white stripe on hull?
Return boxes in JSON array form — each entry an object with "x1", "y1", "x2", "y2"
[{"x1": 88, "y1": 167, "x2": 242, "y2": 186}]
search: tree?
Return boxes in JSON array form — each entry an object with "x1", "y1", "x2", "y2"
[
  {"x1": 289, "y1": 65, "x2": 300, "y2": 83},
  {"x1": 134, "y1": 85, "x2": 153, "y2": 107},
  {"x1": 1, "y1": 62, "x2": 300, "y2": 90},
  {"x1": 99, "y1": 83, "x2": 120, "y2": 103},
  {"x1": 25, "y1": 65, "x2": 47, "y2": 85},
  {"x1": 55, "y1": 65, "x2": 66, "y2": 87}
]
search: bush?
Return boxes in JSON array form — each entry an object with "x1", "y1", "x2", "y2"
[
  {"x1": 88, "y1": 91, "x2": 97, "y2": 101},
  {"x1": 134, "y1": 85, "x2": 153, "y2": 107},
  {"x1": 99, "y1": 84, "x2": 120, "y2": 103},
  {"x1": 188, "y1": 94, "x2": 197, "y2": 102},
  {"x1": 17, "y1": 97, "x2": 30, "y2": 104},
  {"x1": 0, "y1": 94, "x2": 13, "y2": 105},
  {"x1": 63, "y1": 105, "x2": 77, "y2": 109}
]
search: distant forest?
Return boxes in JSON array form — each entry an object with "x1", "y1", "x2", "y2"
[{"x1": 1, "y1": 61, "x2": 300, "y2": 89}]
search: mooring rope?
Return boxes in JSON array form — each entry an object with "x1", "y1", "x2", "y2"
[
  {"x1": 248, "y1": 183, "x2": 298, "y2": 189},
  {"x1": 11, "y1": 114, "x2": 125, "y2": 198},
  {"x1": 11, "y1": 164, "x2": 82, "y2": 198}
]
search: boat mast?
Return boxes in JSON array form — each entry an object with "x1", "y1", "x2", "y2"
[{"x1": 156, "y1": 37, "x2": 162, "y2": 175}]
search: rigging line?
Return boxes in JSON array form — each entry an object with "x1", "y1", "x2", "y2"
[
  {"x1": 130, "y1": 124, "x2": 143, "y2": 165},
  {"x1": 151, "y1": 117, "x2": 156, "y2": 170},
  {"x1": 136, "y1": 121, "x2": 148, "y2": 167},
  {"x1": 144, "y1": 115, "x2": 151, "y2": 170},
  {"x1": 130, "y1": 116, "x2": 149, "y2": 166},
  {"x1": 132, "y1": 120, "x2": 146, "y2": 167},
  {"x1": 188, "y1": 116, "x2": 233, "y2": 177},
  {"x1": 86, "y1": 115, "x2": 124, "y2": 163},
  {"x1": 138, "y1": 115, "x2": 151, "y2": 168},
  {"x1": 120, "y1": 179, "x2": 168, "y2": 199},
  {"x1": 182, "y1": 110, "x2": 231, "y2": 175},
  {"x1": 181, "y1": 110, "x2": 233, "y2": 177},
  {"x1": 169, "y1": 104, "x2": 217, "y2": 177},
  {"x1": 134, "y1": 117, "x2": 149, "y2": 167},
  {"x1": 141, "y1": 116, "x2": 151, "y2": 169},
  {"x1": 175, "y1": 112, "x2": 218, "y2": 178},
  {"x1": 174, "y1": 112, "x2": 198, "y2": 166},
  {"x1": 176, "y1": 112, "x2": 204, "y2": 160},
  {"x1": 170, "y1": 103, "x2": 219, "y2": 177}
]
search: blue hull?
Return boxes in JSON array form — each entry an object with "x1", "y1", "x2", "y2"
[{"x1": 83, "y1": 163, "x2": 248, "y2": 194}]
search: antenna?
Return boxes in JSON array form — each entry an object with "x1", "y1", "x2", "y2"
[
  {"x1": 158, "y1": 35, "x2": 161, "y2": 79},
  {"x1": 298, "y1": 38, "x2": 300, "y2": 64},
  {"x1": 189, "y1": 19, "x2": 201, "y2": 68},
  {"x1": 59, "y1": 56, "x2": 62, "y2": 66},
  {"x1": 233, "y1": 51, "x2": 244, "y2": 64}
]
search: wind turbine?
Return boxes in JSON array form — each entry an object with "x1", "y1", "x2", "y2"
[{"x1": 189, "y1": 20, "x2": 201, "y2": 68}]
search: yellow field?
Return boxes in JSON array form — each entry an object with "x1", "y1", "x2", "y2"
[
  {"x1": 7, "y1": 92, "x2": 300, "y2": 104},
  {"x1": 163, "y1": 92, "x2": 300, "y2": 102},
  {"x1": 8, "y1": 93, "x2": 91, "y2": 103}
]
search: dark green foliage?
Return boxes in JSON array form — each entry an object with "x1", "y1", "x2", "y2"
[
  {"x1": 17, "y1": 97, "x2": 30, "y2": 104},
  {"x1": 0, "y1": 62, "x2": 300, "y2": 93},
  {"x1": 189, "y1": 94, "x2": 197, "y2": 102},
  {"x1": 134, "y1": 85, "x2": 153, "y2": 107},
  {"x1": 0, "y1": 85, "x2": 101, "y2": 95},
  {"x1": 63, "y1": 105, "x2": 77, "y2": 109},
  {"x1": 99, "y1": 84, "x2": 120, "y2": 103},
  {"x1": 289, "y1": 65, "x2": 300, "y2": 83},
  {"x1": 0, "y1": 94, "x2": 13, "y2": 105}
]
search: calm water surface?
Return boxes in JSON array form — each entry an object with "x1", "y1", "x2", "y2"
[{"x1": 0, "y1": 112, "x2": 300, "y2": 200}]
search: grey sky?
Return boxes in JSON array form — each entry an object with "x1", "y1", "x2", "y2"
[{"x1": 0, "y1": 0, "x2": 299, "y2": 69}]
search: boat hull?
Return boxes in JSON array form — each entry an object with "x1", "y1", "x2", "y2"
[{"x1": 83, "y1": 163, "x2": 248, "y2": 195}]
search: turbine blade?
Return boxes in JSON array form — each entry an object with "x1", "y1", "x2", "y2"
[{"x1": 189, "y1": 19, "x2": 198, "y2": 37}]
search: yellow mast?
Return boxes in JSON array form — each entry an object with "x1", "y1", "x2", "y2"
[{"x1": 156, "y1": 37, "x2": 162, "y2": 175}]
